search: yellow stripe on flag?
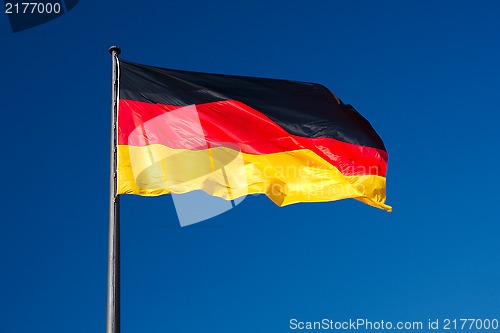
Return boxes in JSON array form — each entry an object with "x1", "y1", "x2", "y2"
[{"x1": 117, "y1": 144, "x2": 391, "y2": 211}]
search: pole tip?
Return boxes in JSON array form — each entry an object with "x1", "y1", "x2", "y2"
[{"x1": 109, "y1": 46, "x2": 121, "y2": 55}]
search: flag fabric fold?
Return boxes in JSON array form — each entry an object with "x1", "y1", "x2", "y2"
[{"x1": 117, "y1": 60, "x2": 391, "y2": 211}]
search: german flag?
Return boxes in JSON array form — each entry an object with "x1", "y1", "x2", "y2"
[{"x1": 117, "y1": 60, "x2": 391, "y2": 211}]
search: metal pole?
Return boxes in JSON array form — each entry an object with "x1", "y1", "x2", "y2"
[{"x1": 107, "y1": 45, "x2": 121, "y2": 333}]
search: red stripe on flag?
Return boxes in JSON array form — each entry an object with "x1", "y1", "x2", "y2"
[{"x1": 118, "y1": 99, "x2": 387, "y2": 176}]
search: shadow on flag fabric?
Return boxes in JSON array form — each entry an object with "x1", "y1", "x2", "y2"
[{"x1": 116, "y1": 59, "x2": 391, "y2": 213}]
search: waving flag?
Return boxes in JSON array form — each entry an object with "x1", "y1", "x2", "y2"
[{"x1": 116, "y1": 60, "x2": 391, "y2": 211}]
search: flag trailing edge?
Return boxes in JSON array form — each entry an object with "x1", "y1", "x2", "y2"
[{"x1": 116, "y1": 59, "x2": 391, "y2": 212}]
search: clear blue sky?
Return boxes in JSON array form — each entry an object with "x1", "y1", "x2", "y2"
[{"x1": 1, "y1": 1, "x2": 499, "y2": 332}]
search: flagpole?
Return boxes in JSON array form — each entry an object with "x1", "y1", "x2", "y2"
[{"x1": 107, "y1": 45, "x2": 121, "y2": 333}]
